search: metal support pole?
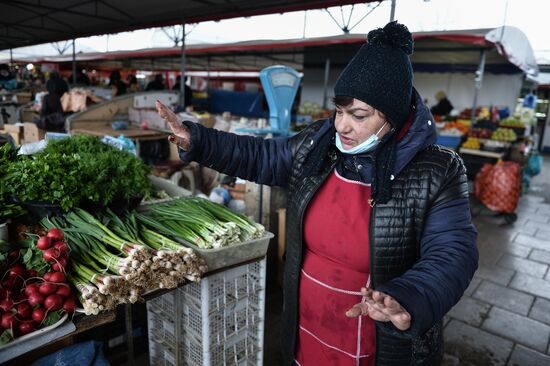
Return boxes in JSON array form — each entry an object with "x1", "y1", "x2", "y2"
[
  {"x1": 125, "y1": 304, "x2": 134, "y2": 365},
  {"x1": 9, "y1": 49, "x2": 13, "y2": 66},
  {"x1": 322, "y1": 58, "x2": 331, "y2": 109},
  {"x1": 72, "y1": 39, "x2": 76, "y2": 85},
  {"x1": 179, "y1": 21, "x2": 186, "y2": 108},
  {"x1": 258, "y1": 184, "x2": 263, "y2": 224},
  {"x1": 471, "y1": 49, "x2": 487, "y2": 124},
  {"x1": 206, "y1": 55, "x2": 211, "y2": 92},
  {"x1": 390, "y1": 0, "x2": 396, "y2": 22}
]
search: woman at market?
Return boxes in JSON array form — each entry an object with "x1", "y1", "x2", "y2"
[
  {"x1": 430, "y1": 90, "x2": 454, "y2": 117},
  {"x1": 156, "y1": 21, "x2": 478, "y2": 366},
  {"x1": 38, "y1": 72, "x2": 68, "y2": 131},
  {"x1": 109, "y1": 70, "x2": 127, "y2": 97}
]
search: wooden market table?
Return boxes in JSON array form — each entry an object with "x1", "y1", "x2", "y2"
[
  {"x1": 4, "y1": 311, "x2": 117, "y2": 366},
  {"x1": 5, "y1": 254, "x2": 267, "y2": 365},
  {"x1": 459, "y1": 147, "x2": 507, "y2": 180},
  {"x1": 458, "y1": 147, "x2": 505, "y2": 159}
]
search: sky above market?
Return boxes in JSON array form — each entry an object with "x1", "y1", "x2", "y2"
[{"x1": 2, "y1": 0, "x2": 549, "y2": 64}]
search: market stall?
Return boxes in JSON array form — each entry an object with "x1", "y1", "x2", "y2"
[{"x1": 0, "y1": 131, "x2": 273, "y2": 365}]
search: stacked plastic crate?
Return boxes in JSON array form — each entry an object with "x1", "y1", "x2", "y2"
[{"x1": 147, "y1": 258, "x2": 266, "y2": 366}]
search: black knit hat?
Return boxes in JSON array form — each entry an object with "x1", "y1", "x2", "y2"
[{"x1": 334, "y1": 21, "x2": 414, "y2": 127}]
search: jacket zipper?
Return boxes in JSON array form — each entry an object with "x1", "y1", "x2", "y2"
[{"x1": 369, "y1": 201, "x2": 378, "y2": 365}]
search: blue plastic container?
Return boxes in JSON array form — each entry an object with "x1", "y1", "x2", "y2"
[{"x1": 436, "y1": 135, "x2": 462, "y2": 149}]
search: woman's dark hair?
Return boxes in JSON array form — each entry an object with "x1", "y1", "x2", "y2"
[
  {"x1": 333, "y1": 95, "x2": 354, "y2": 107},
  {"x1": 332, "y1": 95, "x2": 390, "y2": 123}
]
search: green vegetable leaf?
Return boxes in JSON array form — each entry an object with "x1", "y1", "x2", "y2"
[
  {"x1": 0, "y1": 329, "x2": 14, "y2": 345},
  {"x1": 22, "y1": 246, "x2": 33, "y2": 263},
  {"x1": 43, "y1": 310, "x2": 63, "y2": 327},
  {"x1": 21, "y1": 245, "x2": 49, "y2": 276},
  {"x1": 0, "y1": 135, "x2": 151, "y2": 213}
]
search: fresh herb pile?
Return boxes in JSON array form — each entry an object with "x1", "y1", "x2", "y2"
[
  {"x1": 0, "y1": 144, "x2": 25, "y2": 222},
  {"x1": 1, "y1": 136, "x2": 152, "y2": 211}
]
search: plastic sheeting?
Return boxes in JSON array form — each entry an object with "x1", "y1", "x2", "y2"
[
  {"x1": 414, "y1": 72, "x2": 523, "y2": 112},
  {"x1": 485, "y1": 26, "x2": 539, "y2": 77}
]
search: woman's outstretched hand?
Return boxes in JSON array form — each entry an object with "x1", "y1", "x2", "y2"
[
  {"x1": 156, "y1": 100, "x2": 191, "y2": 150},
  {"x1": 346, "y1": 288, "x2": 411, "y2": 331}
]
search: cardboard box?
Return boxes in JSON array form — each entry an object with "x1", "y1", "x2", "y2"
[
  {"x1": 16, "y1": 92, "x2": 32, "y2": 104},
  {"x1": 0, "y1": 130, "x2": 21, "y2": 145},
  {"x1": 20, "y1": 109, "x2": 39, "y2": 123},
  {"x1": 23, "y1": 123, "x2": 46, "y2": 143},
  {"x1": 226, "y1": 183, "x2": 246, "y2": 200},
  {"x1": 139, "y1": 109, "x2": 167, "y2": 131},
  {"x1": 0, "y1": 123, "x2": 23, "y2": 145},
  {"x1": 3, "y1": 123, "x2": 23, "y2": 135}
]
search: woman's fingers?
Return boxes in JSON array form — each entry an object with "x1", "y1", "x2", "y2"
[
  {"x1": 393, "y1": 312, "x2": 412, "y2": 330},
  {"x1": 156, "y1": 100, "x2": 191, "y2": 149},
  {"x1": 345, "y1": 302, "x2": 368, "y2": 318},
  {"x1": 360, "y1": 290, "x2": 412, "y2": 330},
  {"x1": 366, "y1": 307, "x2": 387, "y2": 321},
  {"x1": 156, "y1": 100, "x2": 185, "y2": 134}
]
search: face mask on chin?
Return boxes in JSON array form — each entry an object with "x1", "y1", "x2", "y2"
[{"x1": 335, "y1": 122, "x2": 387, "y2": 154}]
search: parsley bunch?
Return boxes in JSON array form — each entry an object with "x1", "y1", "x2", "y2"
[{"x1": 1, "y1": 136, "x2": 152, "y2": 211}]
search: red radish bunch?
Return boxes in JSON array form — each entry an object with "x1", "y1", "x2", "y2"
[
  {"x1": 35, "y1": 228, "x2": 69, "y2": 273},
  {"x1": 0, "y1": 227, "x2": 77, "y2": 342}
]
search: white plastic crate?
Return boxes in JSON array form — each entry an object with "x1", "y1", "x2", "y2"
[{"x1": 147, "y1": 258, "x2": 266, "y2": 366}]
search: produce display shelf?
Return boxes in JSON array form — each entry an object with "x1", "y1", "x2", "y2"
[
  {"x1": 147, "y1": 257, "x2": 266, "y2": 366},
  {"x1": 174, "y1": 232, "x2": 274, "y2": 272},
  {"x1": 478, "y1": 139, "x2": 512, "y2": 147},
  {"x1": 459, "y1": 148, "x2": 504, "y2": 159}
]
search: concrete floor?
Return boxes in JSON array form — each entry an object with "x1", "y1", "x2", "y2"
[{"x1": 264, "y1": 154, "x2": 550, "y2": 366}]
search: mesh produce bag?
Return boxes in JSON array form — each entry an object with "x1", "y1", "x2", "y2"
[{"x1": 474, "y1": 161, "x2": 521, "y2": 213}]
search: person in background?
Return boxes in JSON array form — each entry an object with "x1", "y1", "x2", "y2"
[
  {"x1": 172, "y1": 75, "x2": 193, "y2": 108},
  {"x1": 127, "y1": 74, "x2": 141, "y2": 93},
  {"x1": 157, "y1": 21, "x2": 477, "y2": 366},
  {"x1": 430, "y1": 91, "x2": 453, "y2": 116},
  {"x1": 38, "y1": 72, "x2": 68, "y2": 131},
  {"x1": 146, "y1": 74, "x2": 166, "y2": 91},
  {"x1": 109, "y1": 70, "x2": 127, "y2": 97},
  {"x1": 0, "y1": 64, "x2": 18, "y2": 90},
  {"x1": 45, "y1": 71, "x2": 69, "y2": 97},
  {"x1": 73, "y1": 70, "x2": 91, "y2": 86}
]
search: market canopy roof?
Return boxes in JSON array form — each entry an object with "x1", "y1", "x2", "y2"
[
  {"x1": 0, "y1": 0, "x2": 374, "y2": 50},
  {"x1": 12, "y1": 28, "x2": 538, "y2": 76}
]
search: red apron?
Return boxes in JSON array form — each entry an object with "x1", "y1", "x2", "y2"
[{"x1": 295, "y1": 170, "x2": 376, "y2": 366}]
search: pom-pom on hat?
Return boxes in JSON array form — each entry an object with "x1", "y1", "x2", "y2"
[{"x1": 334, "y1": 21, "x2": 414, "y2": 128}]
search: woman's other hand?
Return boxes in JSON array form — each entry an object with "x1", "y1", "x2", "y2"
[
  {"x1": 346, "y1": 288, "x2": 411, "y2": 331},
  {"x1": 156, "y1": 100, "x2": 190, "y2": 150}
]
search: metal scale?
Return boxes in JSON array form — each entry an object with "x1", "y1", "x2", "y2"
[{"x1": 237, "y1": 65, "x2": 301, "y2": 136}]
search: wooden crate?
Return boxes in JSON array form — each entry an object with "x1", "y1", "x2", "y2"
[{"x1": 23, "y1": 122, "x2": 46, "y2": 143}]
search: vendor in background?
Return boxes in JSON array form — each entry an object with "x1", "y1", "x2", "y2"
[
  {"x1": 430, "y1": 90, "x2": 454, "y2": 116},
  {"x1": 109, "y1": 70, "x2": 127, "y2": 97},
  {"x1": 172, "y1": 75, "x2": 194, "y2": 109},
  {"x1": 70, "y1": 70, "x2": 91, "y2": 86},
  {"x1": 38, "y1": 72, "x2": 68, "y2": 131},
  {"x1": 127, "y1": 74, "x2": 141, "y2": 93},
  {"x1": 45, "y1": 72, "x2": 69, "y2": 97},
  {"x1": 146, "y1": 74, "x2": 166, "y2": 91},
  {"x1": 0, "y1": 64, "x2": 18, "y2": 90},
  {"x1": 157, "y1": 21, "x2": 477, "y2": 366}
]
